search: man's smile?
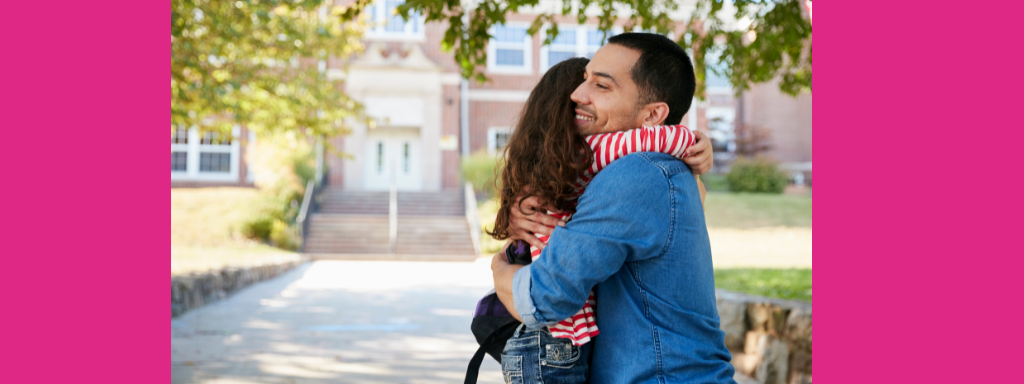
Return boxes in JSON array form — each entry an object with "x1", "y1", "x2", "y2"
[{"x1": 575, "y1": 109, "x2": 596, "y2": 125}]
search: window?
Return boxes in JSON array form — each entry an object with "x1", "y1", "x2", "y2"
[
  {"x1": 402, "y1": 142, "x2": 410, "y2": 174},
  {"x1": 170, "y1": 126, "x2": 241, "y2": 182},
  {"x1": 365, "y1": 0, "x2": 425, "y2": 40},
  {"x1": 540, "y1": 25, "x2": 620, "y2": 71},
  {"x1": 487, "y1": 24, "x2": 532, "y2": 74},
  {"x1": 487, "y1": 127, "x2": 513, "y2": 154},
  {"x1": 705, "y1": 46, "x2": 732, "y2": 91}
]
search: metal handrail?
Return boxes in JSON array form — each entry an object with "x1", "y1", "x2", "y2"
[{"x1": 296, "y1": 179, "x2": 316, "y2": 237}]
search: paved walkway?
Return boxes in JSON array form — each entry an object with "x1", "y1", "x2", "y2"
[
  {"x1": 172, "y1": 259, "x2": 758, "y2": 383},
  {"x1": 172, "y1": 260, "x2": 504, "y2": 384}
]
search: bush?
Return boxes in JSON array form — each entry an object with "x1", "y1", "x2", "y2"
[
  {"x1": 726, "y1": 157, "x2": 788, "y2": 194},
  {"x1": 240, "y1": 217, "x2": 274, "y2": 240},
  {"x1": 269, "y1": 219, "x2": 301, "y2": 251},
  {"x1": 461, "y1": 150, "x2": 503, "y2": 198},
  {"x1": 240, "y1": 131, "x2": 317, "y2": 249},
  {"x1": 700, "y1": 173, "x2": 729, "y2": 192}
]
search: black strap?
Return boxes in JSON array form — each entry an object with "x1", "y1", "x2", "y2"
[{"x1": 464, "y1": 321, "x2": 520, "y2": 384}]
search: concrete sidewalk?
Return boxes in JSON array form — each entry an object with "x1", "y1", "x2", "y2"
[
  {"x1": 172, "y1": 259, "x2": 759, "y2": 383},
  {"x1": 171, "y1": 260, "x2": 504, "y2": 384}
]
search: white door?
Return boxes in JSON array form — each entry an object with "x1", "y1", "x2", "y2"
[{"x1": 364, "y1": 131, "x2": 422, "y2": 191}]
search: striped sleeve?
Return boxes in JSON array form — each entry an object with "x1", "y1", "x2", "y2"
[{"x1": 582, "y1": 125, "x2": 696, "y2": 179}]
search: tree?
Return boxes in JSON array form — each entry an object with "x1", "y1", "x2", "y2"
[
  {"x1": 172, "y1": 0, "x2": 371, "y2": 137},
  {"x1": 372, "y1": 0, "x2": 811, "y2": 97}
]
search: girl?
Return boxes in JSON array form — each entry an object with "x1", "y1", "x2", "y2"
[{"x1": 487, "y1": 57, "x2": 704, "y2": 382}]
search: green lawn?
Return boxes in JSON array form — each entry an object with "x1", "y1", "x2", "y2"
[
  {"x1": 475, "y1": 191, "x2": 812, "y2": 301},
  {"x1": 714, "y1": 268, "x2": 812, "y2": 301},
  {"x1": 703, "y1": 191, "x2": 812, "y2": 228},
  {"x1": 171, "y1": 188, "x2": 298, "y2": 275}
]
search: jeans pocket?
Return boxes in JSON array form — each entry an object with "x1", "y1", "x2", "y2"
[
  {"x1": 500, "y1": 355, "x2": 524, "y2": 384},
  {"x1": 542, "y1": 340, "x2": 581, "y2": 368}
]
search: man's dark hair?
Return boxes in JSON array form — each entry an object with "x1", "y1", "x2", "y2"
[{"x1": 607, "y1": 33, "x2": 696, "y2": 125}]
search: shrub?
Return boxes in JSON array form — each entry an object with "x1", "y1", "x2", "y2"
[
  {"x1": 726, "y1": 157, "x2": 788, "y2": 194},
  {"x1": 240, "y1": 217, "x2": 274, "y2": 240},
  {"x1": 270, "y1": 219, "x2": 301, "y2": 250},
  {"x1": 700, "y1": 173, "x2": 729, "y2": 192},
  {"x1": 240, "y1": 131, "x2": 317, "y2": 249},
  {"x1": 461, "y1": 150, "x2": 503, "y2": 198}
]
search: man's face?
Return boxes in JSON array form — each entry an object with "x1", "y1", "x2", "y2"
[{"x1": 571, "y1": 44, "x2": 645, "y2": 136}]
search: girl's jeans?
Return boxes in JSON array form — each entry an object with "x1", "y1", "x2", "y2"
[{"x1": 500, "y1": 323, "x2": 592, "y2": 384}]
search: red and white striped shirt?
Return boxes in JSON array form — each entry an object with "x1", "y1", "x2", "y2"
[{"x1": 530, "y1": 124, "x2": 697, "y2": 346}]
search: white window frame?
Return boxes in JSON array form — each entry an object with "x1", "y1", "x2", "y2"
[
  {"x1": 364, "y1": 0, "x2": 426, "y2": 41},
  {"x1": 539, "y1": 25, "x2": 624, "y2": 71},
  {"x1": 487, "y1": 23, "x2": 533, "y2": 75},
  {"x1": 487, "y1": 127, "x2": 513, "y2": 155},
  {"x1": 170, "y1": 125, "x2": 241, "y2": 182}
]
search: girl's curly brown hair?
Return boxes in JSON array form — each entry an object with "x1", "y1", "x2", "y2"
[{"x1": 487, "y1": 57, "x2": 593, "y2": 240}]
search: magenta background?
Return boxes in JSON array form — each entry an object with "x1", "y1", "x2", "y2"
[
  {"x1": 1, "y1": 0, "x2": 1022, "y2": 383},
  {"x1": 814, "y1": 1, "x2": 1024, "y2": 383},
  {"x1": 0, "y1": 0, "x2": 168, "y2": 382}
]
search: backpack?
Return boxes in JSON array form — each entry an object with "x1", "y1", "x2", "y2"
[{"x1": 464, "y1": 240, "x2": 532, "y2": 384}]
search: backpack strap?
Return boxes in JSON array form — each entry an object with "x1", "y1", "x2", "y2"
[{"x1": 464, "y1": 321, "x2": 521, "y2": 384}]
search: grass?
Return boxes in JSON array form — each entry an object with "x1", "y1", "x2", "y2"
[
  {"x1": 171, "y1": 188, "x2": 298, "y2": 275},
  {"x1": 714, "y1": 268, "x2": 812, "y2": 302},
  {"x1": 474, "y1": 190, "x2": 812, "y2": 301},
  {"x1": 703, "y1": 191, "x2": 811, "y2": 228}
]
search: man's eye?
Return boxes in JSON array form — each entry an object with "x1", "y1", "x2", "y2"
[{"x1": 596, "y1": 83, "x2": 609, "y2": 90}]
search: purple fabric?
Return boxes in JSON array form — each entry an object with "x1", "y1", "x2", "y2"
[{"x1": 474, "y1": 292, "x2": 512, "y2": 318}]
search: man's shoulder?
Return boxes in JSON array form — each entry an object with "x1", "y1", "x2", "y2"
[{"x1": 595, "y1": 152, "x2": 692, "y2": 185}]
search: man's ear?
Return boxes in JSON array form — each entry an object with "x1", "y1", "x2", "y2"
[{"x1": 640, "y1": 102, "x2": 670, "y2": 126}]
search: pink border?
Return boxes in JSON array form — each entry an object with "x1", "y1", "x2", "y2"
[
  {"x1": 4, "y1": 0, "x2": 1023, "y2": 382},
  {"x1": 819, "y1": 1, "x2": 1021, "y2": 383},
  {"x1": 1, "y1": 0, "x2": 167, "y2": 382}
]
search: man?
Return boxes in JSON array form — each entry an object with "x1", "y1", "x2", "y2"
[{"x1": 491, "y1": 33, "x2": 736, "y2": 383}]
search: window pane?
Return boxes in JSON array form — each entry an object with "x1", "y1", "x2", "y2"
[
  {"x1": 495, "y1": 26, "x2": 526, "y2": 43},
  {"x1": 377, "y1": 142, "x2": 384, "y2": 174},
  {"x1": 201, "y1": 131, "x2": 231, "y2": 146},
  {"x1": 548, "y1": 50, "x2": 575, "y2": 66},
  {"x1": 495, "y1": 133, "x2": 511, "y2": 150},
  {"x1": 403, "y1": 142, "x2": 410, "y2": 174},
  {"x1": 171, "y1": 152, "x2": 188, "y2": 171},
  {"x1": 496, "y1": 49, "x2": 524, "y2": 66},
  {"x1": 705, "y1": 48, "x2": 732, "y2": 88},
  {"x1": 199, "y1": 153, "x2": 231, "y2": 173},
  {"x1": 587, "y1": 29, "x2": 611, "y2": 47},
  {"x1": 172, "y1": 128, "x2": 189, "y2": 144},
  {"x1": 552, "y1": 28, "x2": 575, "y2": 45}
]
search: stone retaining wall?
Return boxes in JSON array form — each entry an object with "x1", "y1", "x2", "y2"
[
  {"x1": 716, "y1": 289, "x2": 812, "y2": 384},
  {"x1": 171, "y1": 260, "x2": 305, "y2": 317}
]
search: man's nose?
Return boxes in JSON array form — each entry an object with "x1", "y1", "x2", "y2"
[{"x1": 571, "y1": 83, "x2": 589, "y2": 106}]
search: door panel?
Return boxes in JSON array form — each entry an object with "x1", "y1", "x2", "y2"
[{"x1": 364, "y1": 131, "x2": 422, "y2": 191}]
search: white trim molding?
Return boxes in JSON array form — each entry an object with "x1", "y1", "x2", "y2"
[{"x1": 467, "y1": 89, "x2": 532, "y2": 103}]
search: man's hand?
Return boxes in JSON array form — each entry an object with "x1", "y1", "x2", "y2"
[
  {"x1": 683, "y1": 131, "x2": 714, "y2": 175},
  {"x1": 508, "y1": 195, "x2": 566, "y2": 250},
  {"x1": 491, "y1": 247, "x2": 525, "y2": 322}
]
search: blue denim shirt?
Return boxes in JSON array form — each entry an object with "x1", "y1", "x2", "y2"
[{"x1": 512, "y1": 152, "x2": 735, "y2": 384}]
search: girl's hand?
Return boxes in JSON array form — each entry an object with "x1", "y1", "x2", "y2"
[
  {"x1": 508, "y1": 195, "x2": 567, "y2": 250},
  {"x1": 683, "y1": 131, "x2": 714, "y2": 174}
]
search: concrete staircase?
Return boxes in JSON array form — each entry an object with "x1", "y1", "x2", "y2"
[{"x1": 304, "y1": 188, "x2": 477, "y2": 261}]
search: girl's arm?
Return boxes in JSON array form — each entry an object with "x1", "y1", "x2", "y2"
[
  {"x1": 696, "y1": 174, "x2": 706, "y2": 208},
  {"x1": 583, "y1": 125, "x2": 696, "y2": 178}
]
